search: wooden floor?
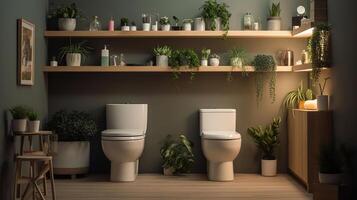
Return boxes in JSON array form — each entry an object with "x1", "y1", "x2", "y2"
[{"x1": 55, "y1": 174, "x2": 312, "y2": 200}]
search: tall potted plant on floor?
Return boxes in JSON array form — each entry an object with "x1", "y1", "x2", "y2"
[
  {"x1": 247, "y1": 118, "x2": 281, "y2": 177},
  {"x1": 48, "y1": 3, "x2": 81, "y2": 31},
  {"x1": 47, "y1": 110, "x2": 97, "y2": 176},
  {"x1": 10, "y1": 106, "x2": 29, "y2": 132},
  {"x1": 160, "y1": 134, "x2": 194, "y2": 175}
]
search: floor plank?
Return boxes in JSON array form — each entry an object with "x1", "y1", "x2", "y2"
[{"x1": 55, "y1": 174, "x2": 312, "y2": 200}]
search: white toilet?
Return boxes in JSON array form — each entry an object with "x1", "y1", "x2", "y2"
[
  {"x1": 102, "y1": 104, "x2": 148, "y2": 182},
  {"x1": 200, "y1": 109, "x2": 241, "y2": 181}
]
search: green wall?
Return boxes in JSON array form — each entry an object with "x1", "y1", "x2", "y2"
[{"x1": 0, "y1": 1, "x2": 48, "y2": 199}]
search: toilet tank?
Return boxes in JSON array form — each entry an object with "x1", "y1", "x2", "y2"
[
  {"x1": 200, "y1": 109, "x2": 236, "y2": 133},
  {"x1": 106, "y1": 104, "x2": 148, "y2": 132}
]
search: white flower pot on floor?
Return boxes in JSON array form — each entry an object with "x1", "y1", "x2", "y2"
[
  {"x1": 12, "y1": 119, "x2": 27, "y2": 132},
  {"x1": 58, "y1": 18, "x2": 76, "y2": 31},
  {"x1": 319, "y1": 172, "x2": 343, "y2": 184},
  {"x1": 156, "y1": 55, "x2": 169, "y2": 67},
  {"x1": 209, "y1": 58, "x2": 220, "y2": 66},
  {"x1": 28, "y1": 120, "x2": 40, "y2": 132},
  {"x1": 267, "y1": 17, "x2": 281, "y2": 31},
  {"x1": 317, "y1": 95, "x2": 329, "y2": 111},
  {"x1": 261, "y1": 159, "x2": 277, "y2": 177},
  {"x1": 53, "y1": 141, "x2": 90, "y2": 175},
  {"x1": 66, "y1": 53, "x2": 81, "y2": 66}
]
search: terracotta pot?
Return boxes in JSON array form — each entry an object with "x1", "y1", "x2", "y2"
[
  {"x1": 28, "y1": 120, "x2": 40, "y2": 132},
  {"x1": 261, "y1": 159, "x2": 277, "y2": 177},
  {"x1": 12, "y1": 119, "x2": 27, "y2": 132},
  {"x1": 298, "y1": 101, "x2": 305, "y2": 109}
]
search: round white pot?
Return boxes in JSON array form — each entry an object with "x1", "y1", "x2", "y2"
[
  {"x1": 230, "y1": 57, "x2": 243, "y2": 68},
  {"x1": 12, "y1": 119, "x2": 27, "y2": 132},
  {"x1": 58, "y1": 18, "x2": 76, "y2": 31},
  {"x1": 130, "y1": 26, "x2": 137, "y2": 31},
  {"x1": 206, "y1": 17, "x2": 221, "y2": 31},
  {"x1": 183, "y1": 23, "x2": 192, "y2": 31},
  {"x1": 201, "y1": 59, "x2": 208, "y2": 67},
  {"x1": 194, "y1": 17, "x2": 205, "y2": 31},
  {"x1": 66, "y1": 53, "x2": 81, "y2": 66},
  {"x1": 261, "y1": 159, "x2": 277, "y2": 177},
  {"x1": 121, "y1": 26, "x2": 130, "y2": 31},
  {"x1": 142, "y1": 23, "x2": 151, "y2": 31},
  {"x1": 53, "y1": 141, "x2": 90, "y2": 175},
  {"x1": 267, "y1": 17, "x2": 281, "y2": 31},
  {"x1": 209, "y1": 58, "x2": 220, "y2": 66},
  {"x1": 28, "y1": 120, "x2": 40, "y2": 133},
  {"x1": 317, "y1": 95, "x2": 329, "y2": 111},
  {"x1": 156, "y1": 55, "x2": 169, "y2": 67},
  {"x1": 161, "y1": 24, "x2": 171, "y2": 31},
  {"x1": 319, "y1": 172, "x2": 343, "y2": 184},
  {"x1": 151, "y1": 24, "x2": 158, "y2": 31}
]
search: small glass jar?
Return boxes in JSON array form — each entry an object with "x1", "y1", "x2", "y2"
[
  {"x1": 89, "y1": 16, "x2": 101, "y2": 31},
  {"x1": 243, "y1": 13, "x2": 254, "y2": 30}
]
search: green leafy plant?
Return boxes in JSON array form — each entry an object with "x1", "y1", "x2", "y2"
[
  {"x1": 27, "y1": 110, "x2": 39, "y2": 121},
  {"x1": 153, "y1": 45, "x2": 172, "y2": 56},
  {"x1": 159, "y1": 16, "x2": 170, "y2": 25},
  {"x1": 247, "y1": 118, "x2": 281, "y2": 160},
  {"x1": 229, "y1": 48, "x2": 249, "y2": 78},
  {"x1": 319, "y1": 145, "x2": 342, "y2": 174},
  {"x1": 319, "y1": 77, "x2": 330, "y2": 95},
  {"x1": 310, "y1": 24, "x2": 331, "y2": 82},
  {"x1": 10, "y1": 106, "x2": 30, "y2": 119},
  {"x1": 47, "y1": 110, "x2": 97, "y2": 141},
  {"x1": 131, "y1": 21, "x2": 136, "y2": 26},
  {"x1": 252, "y1": 55, "x2": 277, "y2": 104},
  {"x1": 48, "y1": 3, "x2": 81, "y2": 19},
  {"x1": 169, "y1": 49, "x2": 200, "y2": 80},
  {"x1": 269, "y1": 2, "x2": 281, "y2": 17},
  {"x1": 172, "y1": 16, "x2": 180, "y2": 26},
  {"x1": 284, "y1": 81, "x2": 314, "y2": 109},
  {"x1": 120, "y1": 18, "x2": 129, "y2": 26},
  {"x1": 201, "y1": 48, "x2": 211, "y2": 60},
  {"x1": 200, "y1": 0, "x2": 231, "y2": 31},
  {"x1": 58, "y1": 41, "x2": 92, "y2": 63},
  {"x1": 160, "y1": 134, "x2": 194, "y2": 175}
]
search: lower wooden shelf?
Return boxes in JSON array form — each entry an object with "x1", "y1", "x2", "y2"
[{"x1": 43, "y1": 66, "x2": 293, "y2": 73}]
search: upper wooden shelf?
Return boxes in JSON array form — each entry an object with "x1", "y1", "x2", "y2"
[{"x1": 44, "y1": 30, "x2": 311, "y2": 39}]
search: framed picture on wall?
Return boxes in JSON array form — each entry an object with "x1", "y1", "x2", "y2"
[{"x1": 17, "y1": 19, "x2": 35, "y2": 86}]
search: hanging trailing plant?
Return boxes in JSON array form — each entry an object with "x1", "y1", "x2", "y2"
[
  {"x1": 169, "y1": 49, "x2": 200, "y2": 80},
  {"x1": 252, "y1": 55, "x2": 277, "y2": 105},
  {"x1": 310, "y1": 24, "x2": 331, "y2": 82}
]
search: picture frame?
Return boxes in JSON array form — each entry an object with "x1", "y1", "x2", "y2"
[{"x1": 18, "y1": 18, "x2": 35, "y2": 86}]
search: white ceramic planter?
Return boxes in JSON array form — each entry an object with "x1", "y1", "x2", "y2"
[
  {"x1": 319, "y1": 172, "x2": 342, "y2": 184},
  {"x1": 261, "y1": 159, "x2": 277, "y2": 177},
  {"x1": 194, "y1": 17, "x2": 205, "y2": 31},
  {"x1": 267, "y1": 17, "x2": 281, "y2": 31},
  {"x1": 161, "y1": 24, "x2": 171, "y2": 31},
  {"x1": 183, "y1": 23, "x2": 192, "y2": 31},
  {"x1": 130, "y1": 26, "x2": 137, "y2": 31},
  {"x1": 58, "y1": 18, "x2": 76, "y2": 31},
  {"x1": 156, "y1": 55, "x2": 169, "y2": 67},
  {"x1": 28, "y1": 120, "x2": 40, "y2": 132},
  {"x1": 12, "y1": 119, "x2": 27, "y2": 132},
  {"x1": 151, "y1": 24, "x2": 158, "y2": 31},
  {"x1": 317, "y1": 95, "x2": 329, "y2": 111},
  {"x1": 121, "y1": 26, "x2": 130, "y2": 31},
  {"x1": 66, "y1": 53, "x2": 81, "y2": 66},
  {"x1": 142, "y1": 23, "x2": 151, "y2": 31},
  {"x1": 201, "y1": 59, "x2": 208, "y2": 67},
  {"x1": 209, "y1": 58, "x2": 220, "y2": 66},
  {"x1": 53, "y1": 141, "x2": 90, "y2": 175},
  {"x1": 230, "y1": 57, "x2": 243, "y2": 68},
  {"x1": 206, "y1": 17, "x2": 221, "y2": 31}
]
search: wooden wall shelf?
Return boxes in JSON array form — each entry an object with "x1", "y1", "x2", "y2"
[
  {"x1": 44, "y1": 30, "x2": 311, "y2": 39},
  {"x1": 293, "y1": 63, "x2": 330, "y2": 72},
  {"x1": 43, "y1": 66, "x2": 293, "y2": 73}
]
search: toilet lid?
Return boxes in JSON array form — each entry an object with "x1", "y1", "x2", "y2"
[
  {"x1": 201, "y1": 131, "x2": 241, "y2": 140},
  {"x1": 102, "y1": 129, "x2": 145, "y2": 137}
]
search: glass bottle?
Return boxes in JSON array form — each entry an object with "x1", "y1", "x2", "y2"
[
  {"x1": 119, "y1": 53, "x2": 126, "y2": 66},
  {"x1": 89, "y1": 16, "x2": 101, "y2": 31},
  {"x1": 243, "y1": 13, "x2": 254, "y2": 30}
]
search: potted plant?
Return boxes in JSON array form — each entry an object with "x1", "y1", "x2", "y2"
[
  {"x1": 252, "y1": 54, "x2": 277, "y2": 104},
  {"x1": 182, "y1": 19, "x2": 193, "y2": 31},
  {"x1": 201, "y1": 48, "x2": 211, "y2": 66},
  {"x1": 169, "y1": 49, "x2": 200, "y2": 80},
  {"x1": 172, "y1": 16, "x2": 181, "y2": 30},
  {"x1": 229, "y1": 48, "x2": 248, "y2": 68},
  {"x1": 317, "y1": 77, "x2": 330, "y2": 111},
  {"x1": 120, "y1": 18, "x2": 130, "y2": 31},
  {"x1": 9, "y1": 106, "x2": 29, "y2": 132},
  {"x1": 284, "y1": 81, "x2": 314, "y2": 109},
  {"x1": 160, "y1": 135, "x2": 194, "y2": 175},
  {"x1": 160, "y1": 16, "x2": 171, "y2": 31},
  {"x1": 153, "y1": 45, "x2": 172, "y2": 67},
  {"x1": 48, "y1": 3, "x2": 81, "y2": 31},
  {"x1": 200, "y1": 0, "x2": 231, "y2": 31},
  {"x1": 319, "y1": 145, "x2": 343, "y2": 184},
  {"x1": 47, "y1": 110, "x2": 97, "y2": 175},
  {"x1": 27, "y1": 110, "x2": 40, "y2": 132},
  {"x1": 130, "y1": 21, "x2": 137, "y2": 31},
  {"x1": 247, "y1": 118, "x2": 281, "y2": 177},
  {"x1": 209, "y1": 53, "x2": 220, "y2": 66},
  {"x1": 267, "y1": 2, "x2": 282, "y2": 31},
  {"x1": 59, "y1": 41, "x2": 92, "y2": 66}
]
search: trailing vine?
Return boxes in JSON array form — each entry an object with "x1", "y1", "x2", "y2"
[
  {"x1": 200, "y1": 0, "x2": 231, "y2": 36},
  {"x1": 169, "y1": 49, "x2": 200, "y2": 80}
]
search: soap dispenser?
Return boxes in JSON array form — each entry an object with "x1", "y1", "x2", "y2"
[{"x1": 101, "y1": 45, "x2": 109, "y2": 66}]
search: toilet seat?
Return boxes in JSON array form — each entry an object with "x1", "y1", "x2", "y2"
[
  {"x1": 102, "y1": 129, "x2": 145, "y2": 141},
  {"x1": 201, "y1": 131, "x2": 241, "y2": 140}
]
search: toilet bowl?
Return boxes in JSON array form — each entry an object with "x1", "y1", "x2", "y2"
[
  {"x1": 102, "y1": 104, "x2": 148, "y2": 182},
  {"x1": 200, "y1": 109, "x2": 241, "y2": 181}
]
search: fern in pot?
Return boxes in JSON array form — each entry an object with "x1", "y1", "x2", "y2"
[
  {"x1": 153, "y1": 45, "x2": 172, "y2": 67},
  {"x1": 267, "y1": 2, "x2": 282, "y2": 31},
  {"x1": 59, "y1": 41, "x2": 91, "y2": 66},
  {"x1": 48, "y1": 3, "x2": 81, "y2": 31},
  {"x1": 247, "y1": 118, "x2": 281, "y2": 176},
  {"x1": 47, "y1": 110, "x2": 97, "y2": 175},
  {"x1": 160, "y1": 135, "x2": 194, "y2": 175},
  {"x1": 284, "y1": 81, "x2": 314, "y2": 110}
]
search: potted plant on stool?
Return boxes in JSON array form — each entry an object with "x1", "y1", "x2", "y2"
[
  {"x1": 247, "y1": 118, "x2": 281, "y2": 177},
  {"x1": 160, "y1": 135, "x2": 194, "y2": 175},
  {"x1": 48, "y1": 3, "x2": 81, "y2": 31},
  {"x1": 10, "y1": 106, "x2": 29, "y2": 132},
  {"x1": 267, "y1": 2, "x2": 282, "y2": 30},
  {"x1": 27, "y1": 110, "x2": 40, "y2": 132},
  {"x1": 47, "y1": 110, "x2": 97, "y2": 177},
  {"x1": 154, "y1": 45, "x2": 172, "y2": 67}
]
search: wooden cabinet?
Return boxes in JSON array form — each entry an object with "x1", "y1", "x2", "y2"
[{"x1": 288, "y1": 109, "x2": 333, "y2": 192}]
